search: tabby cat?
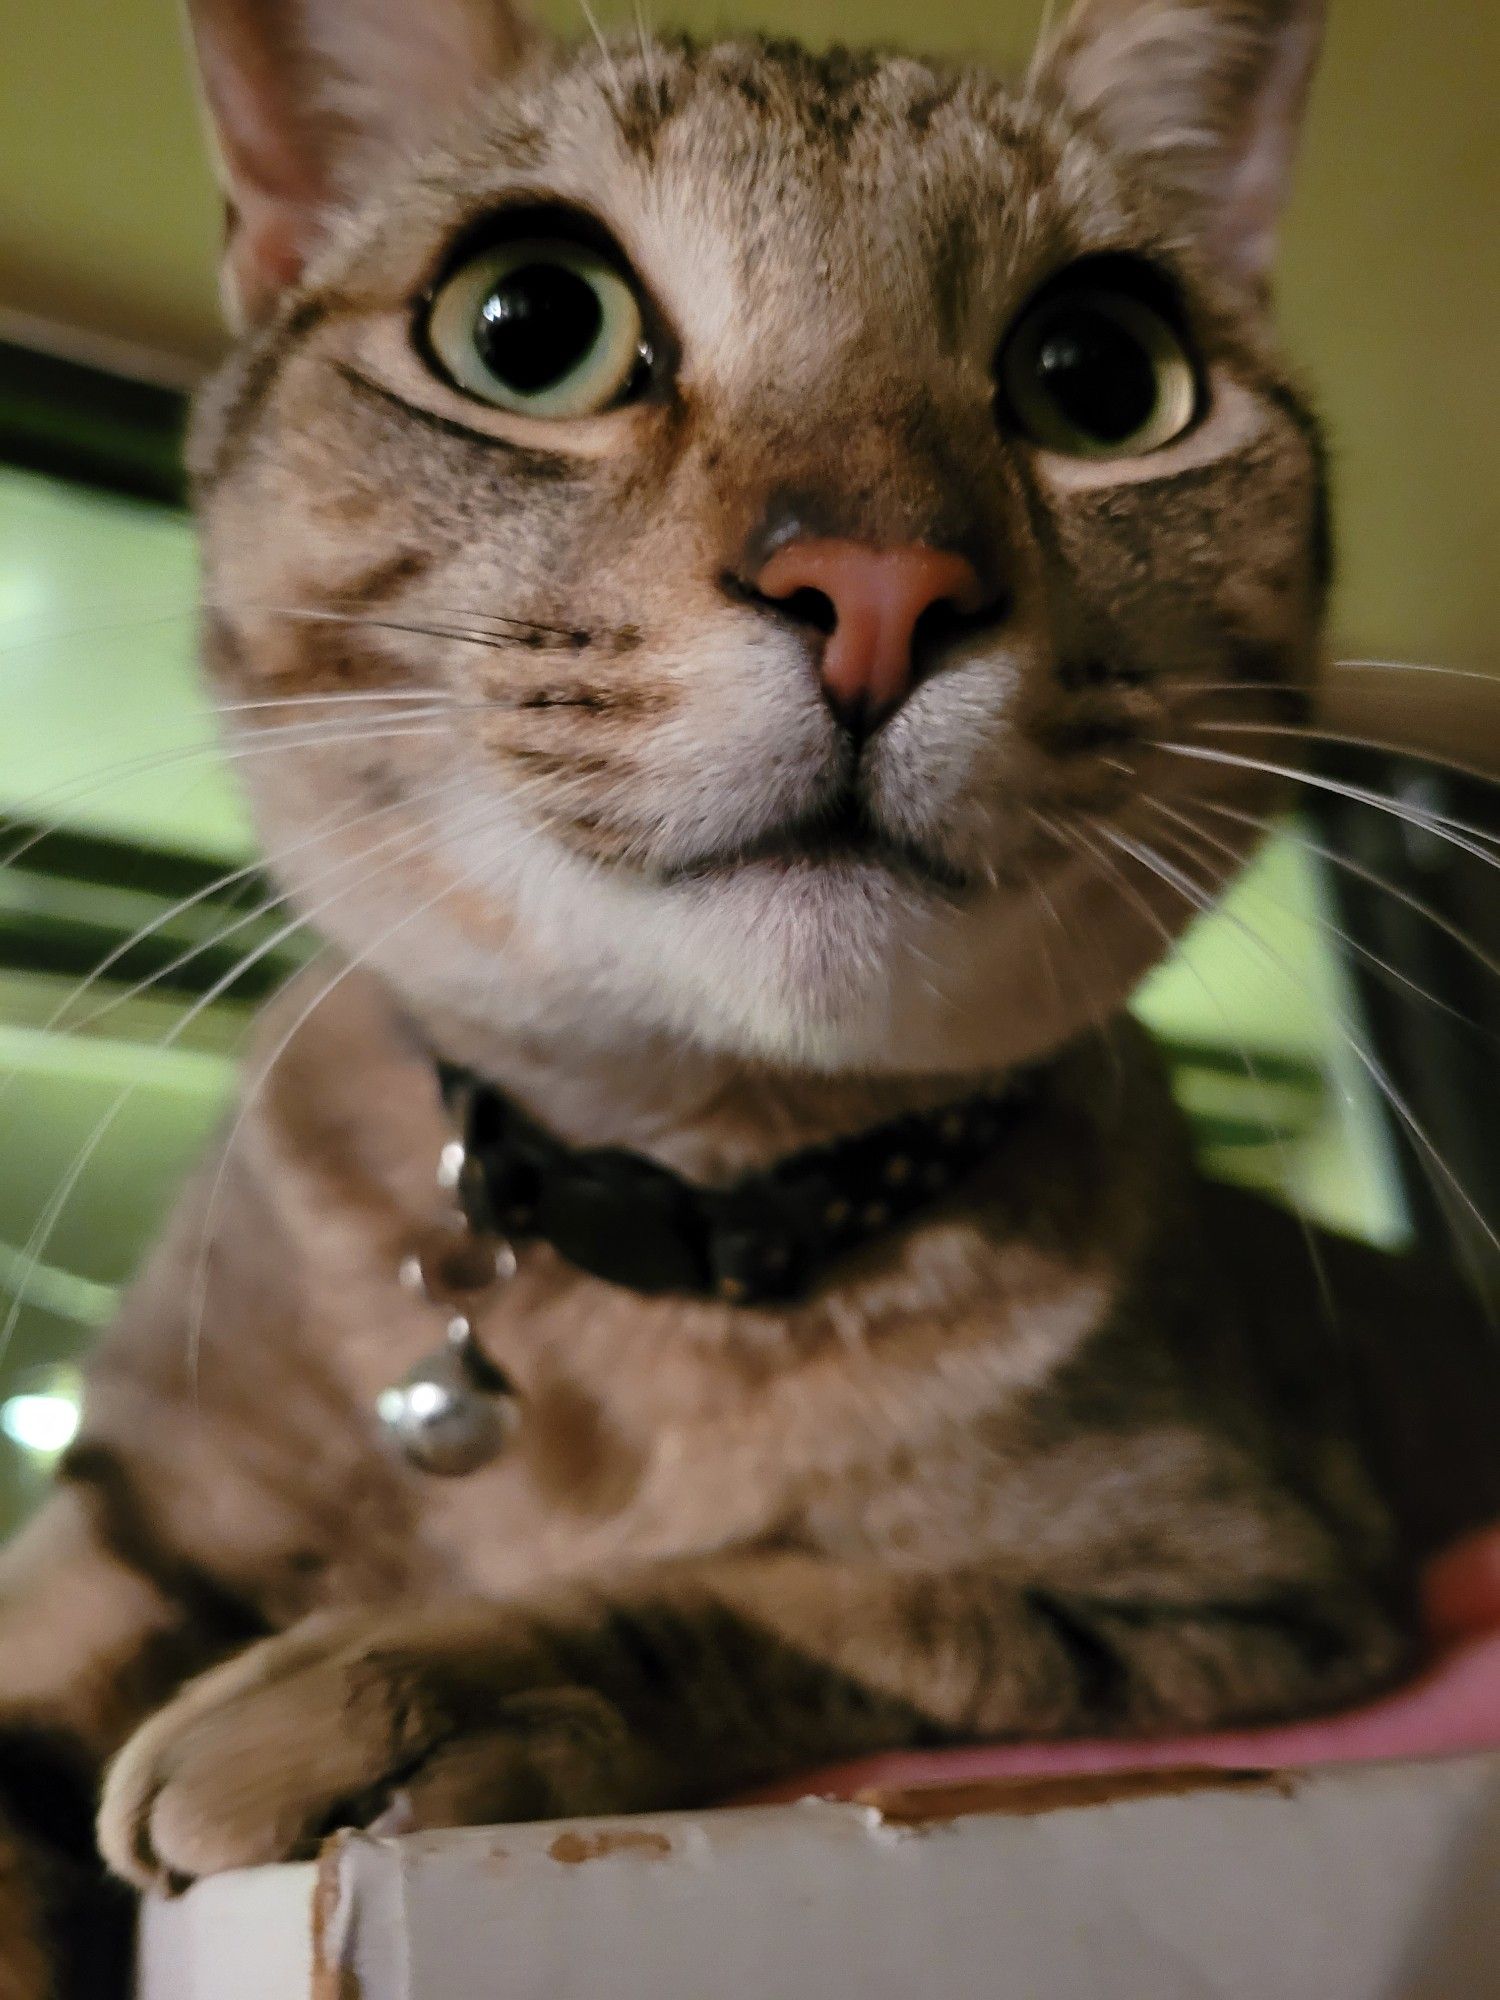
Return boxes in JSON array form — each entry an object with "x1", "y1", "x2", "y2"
[{"x1": 1, "y1": 1, "x2": 1487, "y2": 1992}]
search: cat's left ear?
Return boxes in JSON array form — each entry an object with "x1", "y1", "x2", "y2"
[
  {"x1": 183, "y1": 0, "x2": 545, "y2": 327},
  {"x1": 1034, "y1": 0, "x2": 1325, "y2": 286}
]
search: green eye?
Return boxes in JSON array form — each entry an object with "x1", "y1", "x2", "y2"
[
  {"x1": 425, "y1": 239, "x2": 649, "y2": 419},
  {"x1": 1001, "y1": 284, "x2": 1199, "y2": 459}
]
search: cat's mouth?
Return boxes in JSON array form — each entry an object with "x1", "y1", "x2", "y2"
[{"x1": 659, "y1": 792, "x2": 975, "y2": 895}]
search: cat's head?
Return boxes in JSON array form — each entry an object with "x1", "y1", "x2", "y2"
[{"x1": 187, "y1": 0, "x2": 1328, "y2": 1076}]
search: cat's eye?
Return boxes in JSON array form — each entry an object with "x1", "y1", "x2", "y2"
[
  {"x1": 1000, "y1": 278, "x2": 1200, "y2": 460},
  {"x1": 424, "y1": 239, "x2": 649, "y2": 419}
]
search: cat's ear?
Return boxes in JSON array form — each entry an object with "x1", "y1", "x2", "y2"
[
  {"x1": 183, "y1": 0, "x2": 543, "y2": 327},
  {"x1": 1034, "y1": 0, "x2": 1324, "y2": 285}
]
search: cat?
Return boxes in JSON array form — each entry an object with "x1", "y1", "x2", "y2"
[{"x1": 3, "y1": 0, "x2": 1492, "y2": 1991}]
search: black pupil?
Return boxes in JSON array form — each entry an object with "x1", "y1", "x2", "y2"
[
  {"x1": 1034, "y1": 305, "x2": 1161, "y2": 443},
  {"x1": 474, "y1": 262, "x2": 604, "y2": 395}
]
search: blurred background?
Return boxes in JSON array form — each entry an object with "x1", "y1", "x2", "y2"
[{"x1": 0, "y1": 0, "x2": 1495, "y2": 1531}]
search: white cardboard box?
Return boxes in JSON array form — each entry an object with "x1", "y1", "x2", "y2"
[{"x1": 139, "y1": 1756, "x2": 1500, "y2": 1999}]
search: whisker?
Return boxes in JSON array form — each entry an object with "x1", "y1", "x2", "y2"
[
  {"x1": 0, "y1": 804, "x2": 326, "y2": 1112},
  {"x1": 0, "y1": 593, "x2": 591, "y2": 673},
  {"x1": 1151, "y1": 742, "x2": 1500, "y2": 865},
  {"x1": 254, "y1": 604, "x2": 587, "y2": 654},
  {"x1": 1019, "y1": 826, "x2": 1127, "y2": 1084},
  {"x1": 1142, "y1": 798, "x2": 1499, "y2": 1045},
  {"x1": 1179, "y1": 717, "x2": 1499, "y2": 790},
  {"x1": 1049, "y1": 861, "x2": 1122, "y2": 1044},
  {"x1": 633, "y1": 0, "x2": 658, "y2": 95},
  {"x1": 577, "y1": 0, "x2": 627, "y2": 108},
  {"x1": 1122, "y1": 809, "x2": 1500, "y2": 1308},
  {"x1": 1156, "y1": 661, "x2": 1500, "y2": 694},
  {"x1": 7, "y1": 591, "x2": 592, "y2": 655},
  {"x1": 208, "y1": 689, "x2": 455, "y2": 717},
  {"x1": 1025, "y1": 0, "x2": 1062, "y2": 99},
  {"x1": 0, "y1": 605, "x2": 200, "y2": 662},
  {"x1": 1094, "y1": 821, "x2": 1499, "y2": 1267},
  {"x1": 1033, "y1": 806, "x2": 1338, "y2": 1319},
  {"x1": 0, "y1": 715, "x2": 454, "y2": 873},
  {"x1": 1018, "y1": 862, "x2": 1071, "y2": 1023},
  {"x1": 1159, "y1": 681, "x2": 1307, "y2": 700},
  {"x1": 183, "y1": 795, "x2": 561, "y2": 1394},
  {"x1": 0, "y1": 790, "x2": 521, "y2": 1368},
  {"x1": 1332, "y1": 658, "x2": 1500, "y2": 685},
  {"x1": 19, "y1": 775, "x2": 469, "y2": 1062},
  {"x1": 210, "y1": 590, "x2": 592, "y2": 641},
  {"x1": 1193, "y1": 797, "x2": 1500, "y2": 988}
]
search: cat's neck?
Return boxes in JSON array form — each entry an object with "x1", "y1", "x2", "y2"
[{"x1": 417, "y1": 1005, "x2": 1078, "y2": 1185}]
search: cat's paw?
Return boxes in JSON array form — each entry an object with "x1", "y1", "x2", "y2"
[{"x1": 98, "y1": 1612, "x2": 642, "y2": 1892}]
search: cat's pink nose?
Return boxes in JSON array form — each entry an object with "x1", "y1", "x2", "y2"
[{"x1": 754, "y1": 538, "x2": 988, "y2": 727}]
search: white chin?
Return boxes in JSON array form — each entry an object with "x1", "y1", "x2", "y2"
[
  {"x1": 660, "y1": 860, "x2": 933, "y2": 1064},
  {"x1": 547, "y1": 854, "x2": 951, "y2": 1068},
  {"x1": 360, "y1": 831, "x2": 1083, "y2": 1076}
]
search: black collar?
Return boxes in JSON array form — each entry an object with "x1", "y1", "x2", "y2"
[{"x1": 436, "y1": 1063, "x2": 1034, "y2": 1306}]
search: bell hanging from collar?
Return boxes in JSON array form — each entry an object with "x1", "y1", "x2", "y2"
[
  {"x1": 378, "y1": 1313, "x2": 522, "y2": 1477},
  {"x1": 378, "y1": 1133, "x2": 523, "y2": 1476}
]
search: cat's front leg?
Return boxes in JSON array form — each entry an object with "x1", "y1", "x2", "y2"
[
  {"x1": 97, "y1": 1603, "x2": 653, "y2": 1890},
  {"x1": 0, "y1": 1478, "x2": 234, "y2": 2000},
  {"x1": 100, "y1": 1546, "x2": 1406, "y2": 1892},
  {"x1": 98, "y1": 1563, "x2": 931, "y2": 1891}
]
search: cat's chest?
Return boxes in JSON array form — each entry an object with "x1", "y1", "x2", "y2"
[
  {"x1": 304, "y1": 1233, "x2": 1110, "y2": 1606},
  {"x1": 317, "y1": 1268, "x2": 882, "y2": 1598},
  {"x1": 201, "y1": 972, "x2": 1127, "y2": 1614}
]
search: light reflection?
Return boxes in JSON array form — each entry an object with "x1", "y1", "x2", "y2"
[{"x1": 1, "y1": 1389, "x2": 81, "y2": 1456}]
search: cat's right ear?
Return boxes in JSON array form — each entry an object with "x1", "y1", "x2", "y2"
[
  {"x1": 1033, "y1": 0, "x2": 1325, "y2": 288},
  {"x1": 183, "y1": 0, "x2": 543, "y2": 328}
]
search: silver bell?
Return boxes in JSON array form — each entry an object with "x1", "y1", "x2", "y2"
[{"x1": 377, "y1": 1318, "x2": 522, "y2": 1477}]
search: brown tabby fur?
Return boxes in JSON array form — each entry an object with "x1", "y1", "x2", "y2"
[{"x1": 3, "y1": 4, "x2": 1491, "y2": 1992}]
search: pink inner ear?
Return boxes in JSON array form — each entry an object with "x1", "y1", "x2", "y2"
[
  {"x1": 191, "y1": 7, "x2": 338, "y2": 322},
  {"x1": 1212, "y1": 6, "x2": 1326, "y2": 283},
  {"x1": 221, "y1": 196, "x2": 322, "y2": 328},
  {"x1": 740, "y1": 1527, "x2": 1500, "y2": 1805},
  {"x1": 240, "y1": 200, "x2": 317, "y2": 293},
  {"x1": 1035, "y1": 0, "x2": 1327, "y2": 290}
]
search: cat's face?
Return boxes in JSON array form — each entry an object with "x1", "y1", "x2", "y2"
[{"x1": 191, "y1": 3, "x2": 1327, "y2": 1074}]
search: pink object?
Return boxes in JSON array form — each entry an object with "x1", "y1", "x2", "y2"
[
  {"x1": 755, "y1": 539, "x2": 985, "y2": 723},
  {"x1": 745, "y1": 1527, "x2": 1500, "y2": 1805}
]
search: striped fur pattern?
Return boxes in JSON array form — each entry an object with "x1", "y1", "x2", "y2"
[{"x1": 0, "y1": 4, "x2": 1456, "y2": 1990}]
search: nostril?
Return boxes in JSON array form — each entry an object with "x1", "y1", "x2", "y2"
[
  {"x1": 910, "y1": 586, "x2": 1012, "y2": 673},
  {"x1": 730, "y1": 540, "x2": 1008, "y2": 733},
  {"x1": 719, "y1": 570, "x2": 838, "y2": 635},
  {"x1": 772, "y1": 585, "x2": 839, "y2": 637}
]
